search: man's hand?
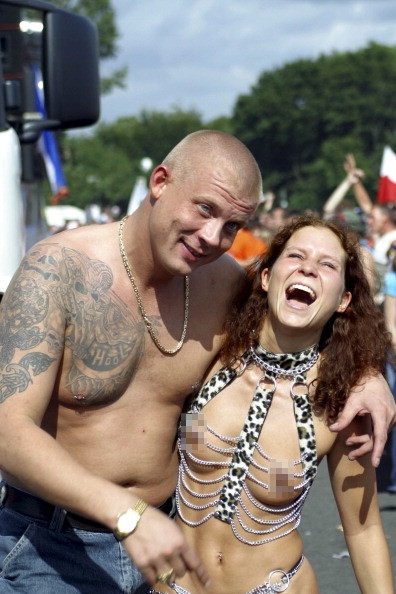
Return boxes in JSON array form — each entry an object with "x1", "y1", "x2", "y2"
[
  {"x1": 123, "y1": 505, "x2": 210, "y2": 587},
  {"x1": 330, "y1": 373, "x2": 396, "y2": 467}
]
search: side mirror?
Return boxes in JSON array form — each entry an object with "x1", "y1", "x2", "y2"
[
  {"x1": 43, "y1": 9, "x2": 100, "y2": 129},
  {"x1": 1, "y1": 0, "x2": 100, "y2": 134}
]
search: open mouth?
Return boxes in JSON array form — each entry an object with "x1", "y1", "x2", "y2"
[
  {"x1": 286, "y1": 283, "x2": 316, "y2": 308},
  {"x1": 182, "y1": 240, "x2": 203, "y2": 259}
]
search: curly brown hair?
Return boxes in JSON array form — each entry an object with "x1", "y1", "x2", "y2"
[{"x1": 220, "y1": 215, "x2": 392, "y2": 422}]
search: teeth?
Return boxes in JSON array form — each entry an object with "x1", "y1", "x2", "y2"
[
  {"x1": 184, "y1": 242, "x2": 201, "y2": 257},
  {"x1": 189, "y1": 246, "x2": 201, "y2": 257},
  {"x1": 288, "y1": 284, "x2": 316, "y2": 300}
]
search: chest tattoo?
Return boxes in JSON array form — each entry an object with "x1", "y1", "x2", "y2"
[{"x1": 0, "y1": 245, "x2": 144, "y2": 404}]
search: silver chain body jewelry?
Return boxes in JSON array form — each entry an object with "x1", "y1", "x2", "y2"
[
  {"x1": 149, "y1": 555, "x2": 304, "y2": 594},
  {"x1": 176, "y1": 344, "x2": 319, "y2": 545},
  {"x1": 249, "y1": 346, "x2": 319, "y2": 378}
]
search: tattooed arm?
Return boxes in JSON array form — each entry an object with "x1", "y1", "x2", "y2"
[
  {"x1": 0, "y1": 242, "x2": 121, "y2": 501},
  {"x1": 0, "y1": 239, "x2": 208, "y2": 587}
]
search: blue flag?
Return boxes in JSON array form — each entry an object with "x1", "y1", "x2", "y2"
[{"x1": 33, "y1": 64, "x2": 68, "y2": 202}]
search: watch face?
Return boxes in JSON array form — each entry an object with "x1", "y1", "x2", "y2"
[{"x1": 118, "y1": 509, "x2": 139, "y2": 533}]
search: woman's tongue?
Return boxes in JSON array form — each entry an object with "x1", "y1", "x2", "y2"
[{"x1": 286, "y1": 286, "x2": 314, "y2": 309}]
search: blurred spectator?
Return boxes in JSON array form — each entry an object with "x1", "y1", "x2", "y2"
[
  {"x1": 383, "y1": 243, "x2": 396, "y2": 492},
  {"x1": 322, "y1": 155, "x2": 368, "y2": 220},
  {"x1": 323, "y1": 166, "x2": 375, "y2": 292},
  {"x1": 259, "y1": 206, "x2": 287, "y2": 240},
  {"x1": 322, "y1": 153, "x2": 396, "y2": 300},
  {"x1": 227, "y1": 217, "x2": 267, "y2": 266},
  {"x1": 343, "y1": 153, "x2": 374, "y2": 217}
]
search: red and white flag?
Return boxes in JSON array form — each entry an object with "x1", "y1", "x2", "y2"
[{"x1": 377, "y1": 145, "x2": 396, "y2": 203}]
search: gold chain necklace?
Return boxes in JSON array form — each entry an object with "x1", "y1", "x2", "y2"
[{"x1": 118, "y1": 216, "x2": 189, "y2": 355}]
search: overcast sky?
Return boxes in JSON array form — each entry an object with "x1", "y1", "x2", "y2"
[{"x1": 100, "y1": 0, "x2": 396, "y2": 125}]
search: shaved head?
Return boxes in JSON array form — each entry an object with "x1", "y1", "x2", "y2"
[{"x1": 162, "y1": 130, "x2": 262, "y2": 205}]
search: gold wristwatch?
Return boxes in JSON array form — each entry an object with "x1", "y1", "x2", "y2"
[{"x1": 113, "y1": 499, "x2": 148, "y2": 541}]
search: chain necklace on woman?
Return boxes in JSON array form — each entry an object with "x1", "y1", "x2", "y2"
[{"x1": 118, "y1": 216, "x2": 189, "y2": 355}]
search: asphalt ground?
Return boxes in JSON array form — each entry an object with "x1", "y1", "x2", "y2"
[{"x1": 300, "y1": 444, "x2": 396, "y2": 593}]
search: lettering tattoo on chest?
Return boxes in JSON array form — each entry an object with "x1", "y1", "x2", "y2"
[{"x1": 0, "y1": 245, "x2": 145, "y2": 404}]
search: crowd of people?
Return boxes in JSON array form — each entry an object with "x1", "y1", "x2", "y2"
[{"x1": 0, "y1": 132, "x2": 395, "y2": 593}]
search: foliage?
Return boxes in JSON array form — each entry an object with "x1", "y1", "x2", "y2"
[
  {"x1": 62, "y1": 135, "x2": 132, "y2": 211},
  {"x1": 232, "y1": 42, "x2": 396, "y2": 212},
  {"x1": 96, "y1": 108, "x2": 204, "y2": 166},
  {"x1": 205, "y1": 116, "x2": 234, "y2": 135},
  {"x1": 62, "y1": 108, "x2": 206, "y2": 212},
  {"x1": 58, "y1": 42, "x2": 396, "y2": 215}
]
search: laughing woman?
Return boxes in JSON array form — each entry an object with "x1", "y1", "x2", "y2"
[{"x1": 151, "y1": 215, "x2": 394, "y2": 594}]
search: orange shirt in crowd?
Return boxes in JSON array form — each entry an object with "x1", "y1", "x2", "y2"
[{"x1": 227, "y1": 228, "x2": 267, "y2": 264}]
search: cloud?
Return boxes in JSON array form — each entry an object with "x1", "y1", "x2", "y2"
[{"x1": 100, "y1": 0, "x2": 396, "y2": 124}]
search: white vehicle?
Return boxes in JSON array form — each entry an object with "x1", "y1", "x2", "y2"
[{"x1": 0, "y1": 0, "x2": 100, "y2": 297}]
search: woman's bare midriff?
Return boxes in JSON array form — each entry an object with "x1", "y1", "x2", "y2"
[{"x1": 159, "y1": 518, "x2": 319, "y2": 594}]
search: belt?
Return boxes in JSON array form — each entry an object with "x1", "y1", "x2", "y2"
[{"x1": 2, "y1": 484, "x2": 174, "y2": 532}]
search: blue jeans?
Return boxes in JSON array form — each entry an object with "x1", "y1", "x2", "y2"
[{"x1": 0, "y1": 501, "x2": 148, "y2": 593}]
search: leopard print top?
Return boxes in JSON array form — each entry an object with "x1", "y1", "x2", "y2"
[{"x1": 176, "y1": 344, "x2": 319, "y2": 545}]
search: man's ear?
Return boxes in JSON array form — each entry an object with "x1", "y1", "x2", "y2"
[
  {"x1": 261, "y1": 268, "x2": 270, "y2": 292},
  {"x1": 337, "y1": 291, "x2": 352, "y2": 313},
  {"x1": 150, "y1": 165, "x2": 170, "y2": 200}
]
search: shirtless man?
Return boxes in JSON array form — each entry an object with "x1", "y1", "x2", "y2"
[{"x1": 0, "y1": 131, "x2": 394, "y2": 593}]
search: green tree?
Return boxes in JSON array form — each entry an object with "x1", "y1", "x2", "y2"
[
  {"x1": 205, "y1": 116, "x2": 234, "y2": 135},
  {"x1": 49, "y1": 0, "x2": 126, "y2": 93},
  {"x1": 96, "y1": 108, "x2": 204, "y2": 164},
  {"x1": 232, "y1": 42, "x2": 396, "y2": 212},
  {"x1": 62, "y1": 135, "x2": 132, "y2": 210},
  {"x1": 62, "y1": 108, "x2": 206, "y2": 211}
]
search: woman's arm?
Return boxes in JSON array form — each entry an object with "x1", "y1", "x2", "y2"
[{"x1": 327, "y1": 419, "x2": 394, "y2": 593}]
